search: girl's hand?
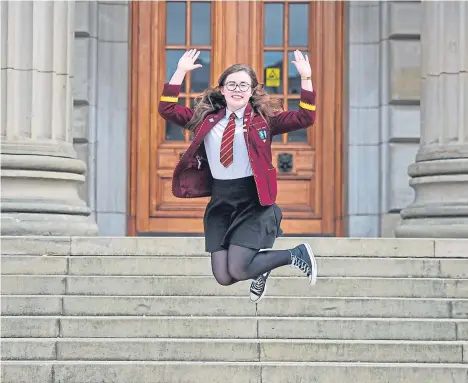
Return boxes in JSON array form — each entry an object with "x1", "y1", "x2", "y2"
[
  {"x1": 290, "y1": 50, "x2": 312, "y2": 78},
  {"x1": 177, "y1": 49, "x2": 203, "y2": 73}
]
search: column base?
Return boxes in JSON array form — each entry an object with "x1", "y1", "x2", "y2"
[
  {"x1": 1, "y1": 154, "x2": 98, "y2": 236},
  {"x1": 395, "y1": 158, "x2": 468, "y2": 238},
  {"x1": 395, "y1": 217, "x2": 468, "y2": 238},
  {"x1": 1, "y1": 213, "x2": 98, "y2": 236}
]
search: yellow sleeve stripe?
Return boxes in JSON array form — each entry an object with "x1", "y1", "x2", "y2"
[
  {"x1": 299, "y1": 101, "x2": 316, "y2": 111},
  {"x1": 160, "y1": 96, "x2": 179, "y2": 103}
]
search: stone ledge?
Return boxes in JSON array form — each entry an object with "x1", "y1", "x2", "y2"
[
  {"x1": 436, "y1": 240, "x2": 468, "y2": 258},
  {"x1": 2, "y1": 236, "x2": 468, "y2": 257},
  {"x1": 1, "y1": 339, "x2": 465, "y2": 364},
  {"x1": 3, "y1": 296, "x2": 466, "y2": 319},
  {"x1": 1, "y1": 237, "x2": 72, "y2": 256},
  {"x1": 2, "y1": 361, "x2": 468, "y2": 383}
]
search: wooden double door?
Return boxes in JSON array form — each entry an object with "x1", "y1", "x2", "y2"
[{"x1": 129, "y1": 1, "x2": 344, "y2": 236}]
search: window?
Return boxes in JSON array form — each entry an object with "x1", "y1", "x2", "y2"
[
  {"x1": 263, "y1": 2, "x2": 310, "y2": 143},
  {"x1": 165, "y1": 1, "x2": 212, "y2": 141}
]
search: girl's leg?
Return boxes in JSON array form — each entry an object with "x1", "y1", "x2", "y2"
[
  {"x1": 211, "y1": 249, "x2": 237, "y2": 286},
  {"x1": 226, "y1": 244, "x2": 291, "y2": 281}
]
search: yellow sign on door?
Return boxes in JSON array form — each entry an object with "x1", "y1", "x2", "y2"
[{"x1": 265, "y1": 68, "x2": 280, "y2": 87}]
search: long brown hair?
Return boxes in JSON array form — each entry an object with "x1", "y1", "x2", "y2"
[{"x1": 184, "y1": 64, "x2": 283, "y2": 131}]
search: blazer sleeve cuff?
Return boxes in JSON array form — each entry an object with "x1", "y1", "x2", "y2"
[
  {"x1": 161, "y1": 83, "x2": 182, "y2": 102},
  {"x1": 299, "y1": 88, "x2": 316, "y2": 112}
]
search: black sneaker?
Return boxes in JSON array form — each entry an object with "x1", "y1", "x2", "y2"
[
  {"x1": 289, "y1": 243, "x2": 317, "y2": 284},
  {"x1": 249, "y1": 271, "x2": 270, "y2": 303}
]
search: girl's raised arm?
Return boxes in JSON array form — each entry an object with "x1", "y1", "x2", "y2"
[
  {"x1": 270, "y1": 50, "x2": 316, "y2": 135},
  {"x1": 158, "y1": 50, "x2": 203, "y2": 127}
]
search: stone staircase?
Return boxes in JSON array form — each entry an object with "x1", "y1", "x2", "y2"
[{"x1": 1, "y1": 236, "x2": 468, "y2": 383}]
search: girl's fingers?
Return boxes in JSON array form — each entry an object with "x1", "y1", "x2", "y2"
[
  {"x1": 193, "y1": 50, "x2": 201, "y2": 62},
  {"x1": 291, "y1": 61, "x2": 299, "y2": 72},
  {"x1": 294, "y1": 50, "x2": 300, "y2": 62}
]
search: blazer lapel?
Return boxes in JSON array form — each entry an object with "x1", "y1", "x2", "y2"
[
  {"x1": 181, "y1": 108, "x2": 226, "y2": 164},
  {"x1": 243, "y1": 104, "x2": 254, "y2": 150},
  {"x1": 193, "y1": 108, "x2": 226, "y2": 145}
]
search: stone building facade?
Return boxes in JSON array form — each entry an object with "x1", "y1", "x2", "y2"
[{"x1": 1, "y1": 1, "x2": 467, "y2": 238}]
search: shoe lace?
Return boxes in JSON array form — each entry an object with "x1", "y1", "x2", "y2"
[
  {"x1": 251, "y1": 276, "x2": 265, "y2": 294},
  {"x1": 291, "y1": 255, "x2": 311, "y2": 277}
]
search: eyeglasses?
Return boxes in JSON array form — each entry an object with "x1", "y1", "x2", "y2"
[{"x1": 224, "y1": 81, "x2": 252, "y2": 92}]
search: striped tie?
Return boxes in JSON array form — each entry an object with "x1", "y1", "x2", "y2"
[{"x1": 220, "y1": 113, "x2": 236, "y2": 167}]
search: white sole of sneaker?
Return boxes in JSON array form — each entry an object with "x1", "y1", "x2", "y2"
[
  {"x1": 304, "y1": 242, "x2": 317, "y2": 285},
  {"x1": 252, "y1": 284, "x2": 267, "y2": 303},
  {"x1": 250, "y1": 271, "x2": 270, "y2": 303}
]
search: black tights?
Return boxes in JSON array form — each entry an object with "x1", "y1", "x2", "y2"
[{"x1": 211, "y1": 244, "x2": 292, "y2": 286}]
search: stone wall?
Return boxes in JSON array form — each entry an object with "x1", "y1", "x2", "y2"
[
  {"x1": 347, "y1": 1, "x2": 421, "y2": 237},
  {"x1": 380, "y1": 1, "x2": 421, "y2": 236},
  {"x1": 73, "y1": 1, "x2": 129, "y2": 235}
]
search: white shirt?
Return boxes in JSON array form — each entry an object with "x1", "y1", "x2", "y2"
[{"x1": 203, "y1": 106, "x2": 253, "y2": 180}]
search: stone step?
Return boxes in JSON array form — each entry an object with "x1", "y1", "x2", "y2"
[
  {"x1": 3, "y1": 316, "x2": 468, "y2": 340},
  {"x1": 2, "y1": 361, "x2": 468, "y2": 383},
  {"x1": 4, "y1": 236, "x2": 467, "y2": 259},
  {"x1": 3, "y1": 275, "x2": 468, "y2": 298},
  {"x1": 1, "y1": 317, "x2": 59, "y2": 338},
  {"x1": 3, "y1": 295, "x2": 468, "y2": 319},
  {"x1": 3, "y1": 255, "x2": 468, "y2": 278},
  {"x1": 2, "y1": 338, "x2": 466, "y2": 363},
  {"x1": 3, "y1": 236, "x2": 453, "y2": 257},
  {"x1": 2, "y1": 296, "x2": 62, "y2": 316}
]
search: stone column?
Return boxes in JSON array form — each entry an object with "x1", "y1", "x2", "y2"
[
  {"x1": 395, "y1": 1, "x2": 468, "y2": 238},
  {"x1": 1, "y1": 1, "x2": 98, "y2": 236}
]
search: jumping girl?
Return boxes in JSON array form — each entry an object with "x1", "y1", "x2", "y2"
[{"x1": 158, "y1": 49, "x2": 318, "y2": 303}]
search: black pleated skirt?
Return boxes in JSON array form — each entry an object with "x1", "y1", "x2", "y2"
[{"x1": 203, "y1": 176, "x2": 283, "y2": 253}]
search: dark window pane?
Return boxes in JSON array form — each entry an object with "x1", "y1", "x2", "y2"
[
  {"x1": 272, "y1": 134, "x2": 283, "y2": 142},
  {"x1": 191, "y1": 3, "x2": 211, "y2": 45},
  {"x1": 288, "y1": 50, "x2": 308, "y2": 94},
  {"x1": 272, "y1": 98, "x2": 284, "y2": 142},
  {"x1": 264, "y1": 4, "x2": 283, "y2": 47},
  {"x1": 166, "y1": 2, "x2": 186, "y2": 45},
  {"x1": 264, "y1": 51, "x2": 283, "y2": 94},
  {"x1": 287, "y1": 100, "x2": 308, "y2": 142},
  {"x1": 289, "y1": 3, "x2": 309, "y2": 47},
  {"x1": 165, "y1": 98, "x2": 186, "y2": 141},
  {"x1": 190, "y1": 50, "x2": 210, "y2": 92},
  {"x1": 166, "y1": 50, "x2": 186, "y2": 88}
]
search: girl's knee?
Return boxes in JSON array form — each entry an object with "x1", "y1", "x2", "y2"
[
  {"x1": 226, "y1": 245, "x2": 257, "y2": 281},
  {"x1": 211, "y1": 250, "x2": 234, "y2": 285},
  {"x1": 227, "y1": 263, "x2": 249, "y2": 281},
  {"x1": 213, "y1": 271, "x2": 234, "y2": 286}
]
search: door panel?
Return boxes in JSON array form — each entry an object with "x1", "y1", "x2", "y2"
[
  {"x1": 153, "y1": 1, "x2": 214, "y2": 233},
  {"x1": 129, "y1": 1, "x2": 344, "y2": 236}
]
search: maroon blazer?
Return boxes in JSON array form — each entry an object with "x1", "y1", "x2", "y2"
[{"x1": 158, "y1": 83, "x2": 317, "y2": 206}]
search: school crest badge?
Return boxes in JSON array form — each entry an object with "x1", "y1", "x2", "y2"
[{"x1": 258, "y1": 128, "x2": 267, "y2": 143}]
